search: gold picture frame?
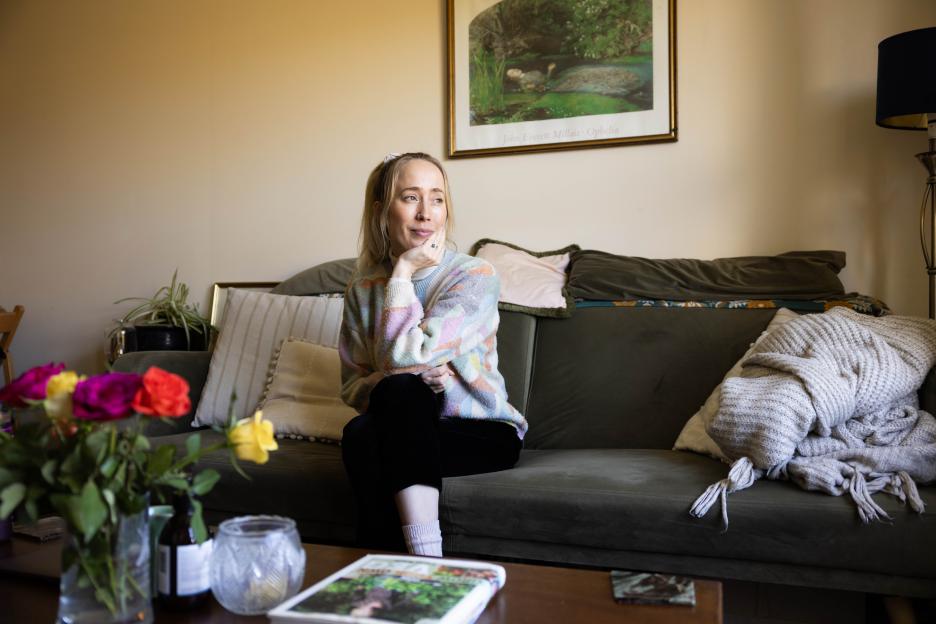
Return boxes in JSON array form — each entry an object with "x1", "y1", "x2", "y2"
[
  {"x1": 447, "y1": 0, "x2": 677, "y2": 157},
  {"x1": 209, "y1": 282, "x2": 279, "y2": 328}
]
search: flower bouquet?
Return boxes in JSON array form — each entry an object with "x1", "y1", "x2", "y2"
[{"x1": 0, "y1": 362, "x2": 278, "y2": 623}]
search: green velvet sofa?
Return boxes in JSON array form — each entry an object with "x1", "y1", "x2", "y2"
[{"x1": 113, "y1": 256, "x2": 936, "y2": 616}]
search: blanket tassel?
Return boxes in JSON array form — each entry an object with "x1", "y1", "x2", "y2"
[
  {"x1": 849, "y1": 471, "x2": 891, "y2": 523},
  {"x1": 898, "y1": 471, "x2": 926, "y2": 513},
  {"x1": 690, "y1": 457, "x2": 757, "y2": 529}
]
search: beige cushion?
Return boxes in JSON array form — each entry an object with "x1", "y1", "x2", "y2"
[
  {"x1": 673, "y1": 308, "x2": 799, "y2": 462},
  {"x1": 258, "y1": 338, "x2": 357, "y2": 442},
  {"x1": 193, "y1": 290, "x2": 343, "y2": 427}
]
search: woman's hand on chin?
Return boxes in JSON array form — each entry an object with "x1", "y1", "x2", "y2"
[{"x1": 392, "y1": 230, "x2": 445, "y2": 280}]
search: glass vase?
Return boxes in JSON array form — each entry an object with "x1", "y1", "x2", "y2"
[
  {"x1": 57, "y1": 508, "x2": 153, "y2": 624},
  {"x1": 210, "y1": 515, "x2": 306, "y2": 615}
]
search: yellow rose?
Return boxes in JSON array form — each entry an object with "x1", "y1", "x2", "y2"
[
  {"x1": 44, "y1": 371, "x2": 84, "y2": 420},
  {"x1": 229, "y1": 410, "x2": 278, "y2": 464}
]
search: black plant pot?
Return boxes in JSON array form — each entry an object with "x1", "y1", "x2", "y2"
[{"x1": 123, "y1": 325, "x2": 208, "y2": 353}]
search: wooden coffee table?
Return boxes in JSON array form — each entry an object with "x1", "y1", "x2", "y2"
[{"x1": 0, "y1": 537, "x2": 722, "y2": 623}]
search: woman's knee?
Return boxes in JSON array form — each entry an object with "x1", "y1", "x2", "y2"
[
  {"x1": 342, "y1": 413, "x2": 378, "y2": 460},
  {"x1": 369, "y1": 373, "x2": 437, "y2": 415}
]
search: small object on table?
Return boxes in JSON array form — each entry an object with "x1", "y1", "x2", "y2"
[
  {"x1": 210, "y1": 515, "x2": 306, "y2": 615},
  {"x1": 610, "y1": 570, "x2": 696, "y2": 607},
  {"x1": 13, "y1": 516, "x2": 65, "y2": 542}
]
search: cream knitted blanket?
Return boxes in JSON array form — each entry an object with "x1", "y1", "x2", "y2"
[{"x1": 690, "y1": 307, "x2": 936, "y2": 526}]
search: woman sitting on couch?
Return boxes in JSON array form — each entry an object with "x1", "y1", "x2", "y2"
[{"x1": 339, "y1": 152, "x2": 527, "y2": 556}]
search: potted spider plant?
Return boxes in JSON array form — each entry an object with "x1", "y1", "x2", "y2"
[{"x1": 108, "y1": 270, "x2": 212, "y2": 361}]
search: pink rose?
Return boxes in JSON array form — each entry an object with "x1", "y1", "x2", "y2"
[
  {"x1": 72, "y1": 372, "x2": 142, "y2": 421},
  {"x1": 0, "y1": 363, "x2": 65, "y2": 408}
]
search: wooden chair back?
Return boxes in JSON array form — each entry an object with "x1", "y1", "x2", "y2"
[{"x1": 0, "y1": 305, "x2": 25, "y2": 385}]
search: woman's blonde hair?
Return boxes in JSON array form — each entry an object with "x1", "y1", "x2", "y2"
[{"x1": 357, "y1": 152, "x2": 455, "y2": 272}]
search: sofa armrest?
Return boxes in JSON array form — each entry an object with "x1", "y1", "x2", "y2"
[
  {"x1": 920, "y1": 367, "x2": 936, "y2": 415},
  {"x1": 112, "y1": 350, "x2": 212, "y2": 436}
]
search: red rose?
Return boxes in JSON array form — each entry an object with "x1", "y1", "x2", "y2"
[{"x1": 131, "y1": 367, "x2": 191, "y2": 418}]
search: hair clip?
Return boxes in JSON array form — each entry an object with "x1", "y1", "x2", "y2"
[{"x1": 383, "y1": 152, "x2": 401, "y2": 165}]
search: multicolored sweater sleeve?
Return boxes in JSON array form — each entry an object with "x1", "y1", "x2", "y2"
[{"x1": 339, "y1": 254, "x2": 527, "y2": 438}]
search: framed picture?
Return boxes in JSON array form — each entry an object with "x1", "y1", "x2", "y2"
[
  {"x1": 447, "y1": 0, "x2": 676, "y2": 157},
  {"x1": 209, "y1": 282, "x2": 278, "y2": 328}
]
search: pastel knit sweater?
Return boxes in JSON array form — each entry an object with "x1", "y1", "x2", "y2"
[{"x1": 339, "y1": 252, "x2": 527, "y2": 439}]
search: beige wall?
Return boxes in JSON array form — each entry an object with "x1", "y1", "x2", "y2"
[{"x1": 2, "y1": 0, "x2": 935, "y2": 374}]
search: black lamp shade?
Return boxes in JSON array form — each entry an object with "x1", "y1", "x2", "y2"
[{"x1": 876, "y1": 26, "x2": 936, "y2": 130}]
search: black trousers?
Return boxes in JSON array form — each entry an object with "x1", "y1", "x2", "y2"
[{"x1": 341, "y1": 374, "x2": 522, "y2": 551}]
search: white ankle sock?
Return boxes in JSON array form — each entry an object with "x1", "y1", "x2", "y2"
[{"x1": 402, "y1": 521, "x2": 443, "y2": 557}]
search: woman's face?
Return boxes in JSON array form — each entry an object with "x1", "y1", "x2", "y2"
[{"x1": 386, "y1": 159, "x2": 447, "y2": 256}]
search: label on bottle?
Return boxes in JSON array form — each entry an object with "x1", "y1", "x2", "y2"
[{"x1": 158, "y1": 540, "x2": 213, "y2": 596}]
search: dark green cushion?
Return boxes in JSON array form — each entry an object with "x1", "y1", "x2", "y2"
[
  {"x1": 272, "y1": 258, "x2": 356, "y2": 295},
  {"x1": 440, "y1": 449, "x2": 936, "y2": 582},
  {"x1": 568, "y1": 250, "x2": 846, "y2": 301},
  {"x1": 496, "y1": 311, "x2": 536, "y2": 415},
  {"x1": 523, "y1": 307, "x2": 777, "y2": 449},
  {"x1": 112, "y1": 350, "x2": 212, "y2": 435},
  {"x1": 158, "y1": 432, "x2": 355, "y2": 543}
]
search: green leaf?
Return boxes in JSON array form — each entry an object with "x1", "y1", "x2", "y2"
[
  {"x1": 60, "y1": 445, "x2": 83, "y2": 477},
  {"x1": 113, "y1": 462, "x2": 127, "y2": 490},
  {"x1": 0, "y1": 483, "x2": 25, "y2": 519},
  {"x1": 191, "y1": 499, "x2": 207, "y2": 544},
  {"x1": 185, "y1": 433, "x2": 201, "y2": 458},
  {"x1": 163, "y1": 477, "x2": 189, "y2": 491},
  {"x1": 40, "y1": 460, "x2": 58, "y2": 484},
  {"x1": 102, "y1": 488, "x2": 117, "y2": 525},
  {"x1": 24, "y1": 499, "x2": 38, "y2": 522},
  {"x1": 78, "y1": 481, "x2": 107, "y2": 542},
  {"x1": 147, "y1": 445, "x2": 175, "y2": 477},
  {"x1": 133, "y1": 434, "x2": 150, "y2": 452},
  {"x1": 49, "y1": 493, "x2": 78, "y2": 527},
  {"x1": 191, "y1": 469, "x2": 219, "y2": 496},
  {"x1": 0, "y1": 466, "x2": 17, "y2": 488},
  {"x1": 85, "y1": 429, "x2": 110, "y2": 465},
  {"x1": 99, "y1": 456, "x2": 119, "y2": 479}
]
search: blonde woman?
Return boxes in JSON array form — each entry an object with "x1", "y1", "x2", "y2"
[{"x1": 339, "y1": 152, "x2": 527, "y2": 556}]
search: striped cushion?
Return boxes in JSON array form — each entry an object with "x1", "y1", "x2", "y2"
[{"x1": 193, "y1": 289, "x2": 344, "y2": 426}]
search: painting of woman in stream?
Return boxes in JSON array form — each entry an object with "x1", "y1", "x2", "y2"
[{"x1": 448, "y1": 0, "x2": 676, "y2": 156}]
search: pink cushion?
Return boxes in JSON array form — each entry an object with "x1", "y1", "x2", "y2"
[{"x1": 476, "y1": 242, "x2": 571, "y2": 310}]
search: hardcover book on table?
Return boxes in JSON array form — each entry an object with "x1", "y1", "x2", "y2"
[{"x1": 267, "y1": 554, "x2": 506, "y2": 624}]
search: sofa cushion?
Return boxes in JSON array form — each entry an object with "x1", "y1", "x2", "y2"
[
  {"x1": 524, "y1": 307, "x2": 777, "y2": 449},
  {"x1": 194, "y1": 291, "x2": 343, "y2": 426},
  {"x1": 258, "y1": 339, "x2": 357, "y2": 443},
  {"x1": 112, "y1": 350, "x2": 212, "y2": 435},
  {"x1": 159, "y1": 432, "x2": 355, "y2": 542},
  {"x1": 567, "y1": 250, "x2": 846, "y2": 301},
  {"x1": 440, "y1": 449, "x2": 936, "y2": 581},
  {"x1": 496, "y1": 311, "x2": 535, "y2": 416},
  {"x1": 470, "y1": 239, "x2": 579, "y2": 318},
  {"x1": 673, "y1": 307, "x2": 800, "y2": 461},
  {"x1": 271, "y1": 258, "x2": 357, "y2": 296}
]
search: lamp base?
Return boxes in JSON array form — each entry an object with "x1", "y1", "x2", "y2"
[{"x1": 918, "y1": 147, "x2": 936, "y2": 319}]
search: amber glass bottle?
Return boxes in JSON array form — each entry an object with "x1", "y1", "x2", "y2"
[{"x1": 156, "y1": 492, "x2": 212, "y2": 610}]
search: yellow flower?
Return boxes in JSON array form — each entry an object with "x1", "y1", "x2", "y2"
[
  {"x1": 229, "y1": 410, "x2": 278, "y2": 464},
  {"x1": 44, "y1": 371, "x2": 84, "y2": 420}
]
